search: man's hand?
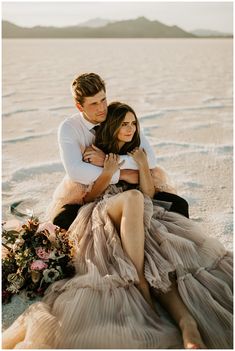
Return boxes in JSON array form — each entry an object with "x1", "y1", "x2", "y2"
[
  {"x1": 120, "y1": 169, "x2": 139, "y2": 184},
  {"x1": 83, "y1": 144, "x2": 106, "y2": 166}
]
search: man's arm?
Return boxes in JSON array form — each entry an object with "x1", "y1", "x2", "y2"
[
  {"x1": 119, "y1": 169, "x2": 139, "y2": 184},
  {"x1": 84, "y1": 155, "x2": 124, "y2": 203},
  {"x1": 58, "y1": 121, "x2": 119, "y2": 185},
  {"x1": 83, "y1": 130, "x2": 157, "y2": 170}
]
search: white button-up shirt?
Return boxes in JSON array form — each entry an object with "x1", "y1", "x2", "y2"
[{"x1": 58, "y1": 111, "x2": 157, "y2": 185}]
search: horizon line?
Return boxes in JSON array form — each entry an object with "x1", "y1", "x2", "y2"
[{"x1": 2, "y1": 17, "x2": 233, "y2": 35}]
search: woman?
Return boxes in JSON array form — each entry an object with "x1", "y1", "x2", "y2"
[
  {"x1": 87, "y1": 101, "x2": 233, "y2": 348},
  {"x1": 3, "y1": 103, "x2": 232, "y2": 349}
]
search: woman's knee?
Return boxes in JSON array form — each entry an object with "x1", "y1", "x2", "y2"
[
  {"x1": 125, "y1": 189, "x2": 144, "y2": 206},
  {"x1": 106, "y1": 190, "x2": 144, "y2": 223},
  {"x1": 124, "y1": 189, "x2": 144, "y2": 212}
]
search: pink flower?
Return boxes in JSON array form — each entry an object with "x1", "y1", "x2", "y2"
[
  {"x1": 37, "y1": 222, "x2": 58, "y2": 241},
  {"x1": 37, "y1": 222, "x2": 58, "y2": 235},
  {"x1": 35, "y1": 247, "x2": 51, "y2": 260},
  {"x1": 30, "y1": 260, "x2": 48, "y2": 271}
]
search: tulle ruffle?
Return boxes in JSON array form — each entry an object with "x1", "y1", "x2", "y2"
[{"x1": 2, "y1": 186, "x2": 233, "y2": 349}]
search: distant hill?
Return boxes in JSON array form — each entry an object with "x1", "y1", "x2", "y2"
[
  {"x1": 2, "y1": 17, "x2": 195, "y2": 38},
  {"x1": 94, "y1": 17, "x2": 194, "y2": 38},
  {"x1": 2, "y1": 17, "x2": 232, "y2": 39},
  {"x1": 191, "y1": 29, "x2": 232, "y2": 37},
  {"x1": 77, "y1": 18, "x2": 113, "y2": 28}
]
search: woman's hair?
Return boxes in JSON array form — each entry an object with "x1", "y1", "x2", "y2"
[
  {"x1": 95, "y1": 101, "x2": 140, "y2": 155},
  {"x1": 71, "y1": 73, "x2": 106, "y2": 105}
]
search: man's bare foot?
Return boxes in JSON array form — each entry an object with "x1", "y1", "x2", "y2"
[{"x1": 179, "y1": 317, "x2": 206, "y2": 349}]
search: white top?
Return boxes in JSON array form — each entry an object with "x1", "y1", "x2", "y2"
[{"x1": 58, "y1": 111, "x2": 157, "y2": 185}]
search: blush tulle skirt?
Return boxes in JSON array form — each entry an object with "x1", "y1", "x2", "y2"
[{"x1": 3, "y1": 188, "x2": 233, "y2": 349}]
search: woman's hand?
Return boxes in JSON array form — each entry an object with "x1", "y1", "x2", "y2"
[
  {"x1": 127, "y1": 147, "x2": 148, "y2": 167},
  {"x1": 84, "y1": 154, "x2": 124, "y2": 204},
  {"x1": 128, "y1": 147, "x2": 155, "y2": 198},
  {"x1": 103, "y1": 153, "x2": 124, "y2": 174}
]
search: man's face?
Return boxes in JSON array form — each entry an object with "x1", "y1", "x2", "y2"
[{"x1": 77, "y1": 90, "x2": 107, "y2": 124}]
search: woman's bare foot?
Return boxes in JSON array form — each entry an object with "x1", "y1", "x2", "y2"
[{"x1": 179, "y1": 317, "x2": 206, "y2": 349}]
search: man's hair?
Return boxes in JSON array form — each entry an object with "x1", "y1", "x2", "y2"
[
  {"x1": 71, "y1": 73, "x2": 106, "y2": 105},
  {"x1": 95, "y1": 101, "x2": 140, "y2": 155}
]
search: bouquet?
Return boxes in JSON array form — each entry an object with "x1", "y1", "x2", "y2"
[{"x1": 2, "y1": 217, "x2": 75, "y2": 304}]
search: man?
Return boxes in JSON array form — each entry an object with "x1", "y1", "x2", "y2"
[{"x1": 53, "y1": 73, "x2": 188, "y2": 229}]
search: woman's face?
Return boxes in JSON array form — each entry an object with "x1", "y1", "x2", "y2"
[{"x1": 117, "y1": 112, "x2": 137, "y2": 145}]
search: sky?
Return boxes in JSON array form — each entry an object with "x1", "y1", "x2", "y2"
[{"x1": 2, "y1": 1, "x2": 233, "y2": 33}]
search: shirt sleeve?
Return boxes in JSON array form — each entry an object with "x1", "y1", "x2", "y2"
[
  {"x1": 119, "y1": 130, "x2": 157, "y2": 169},
  {"x1": 58, "y1": 121, "x2": 119, "y2": 185}
]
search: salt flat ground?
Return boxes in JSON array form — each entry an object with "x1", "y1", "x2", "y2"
[{"x1": 2, "y1": 38, "x2": 233, "y2": 327}]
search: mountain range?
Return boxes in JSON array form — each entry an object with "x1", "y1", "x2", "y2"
[{"x1": 2, "y1": 17, "x2": 232, "y2": 39}]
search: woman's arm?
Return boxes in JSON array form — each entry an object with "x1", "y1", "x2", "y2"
[
  {"x1": 127, "y1": 148, "x2": 155, "y2": 198},
  {"x1": 84, "y1": 154, "x2": 123, "y2": 203}
]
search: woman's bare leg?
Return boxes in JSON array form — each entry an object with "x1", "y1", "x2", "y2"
[
  {"x1": 106, "y1": 189, "x2": 205, "y2": 347},
  {"x1": 106, "y1": 190, "x2": 153, "y2": 308},
  {"x1": 158, "y1": 281, "x2": 206, "y2": 349}
]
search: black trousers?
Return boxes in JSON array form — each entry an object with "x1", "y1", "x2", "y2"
[
  {"x1": 155, "y1": 191, "x2": 189, "y2": 218},
  {"x1": 53, "y1": 191, "x2": 189, "y2": 231}
]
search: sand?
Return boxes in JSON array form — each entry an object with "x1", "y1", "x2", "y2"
[{"x1": 2, "y1": 38, "x2": 233, "y2": 330}]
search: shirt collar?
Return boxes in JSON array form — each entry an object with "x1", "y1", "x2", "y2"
[{"x1": 78, "y1": 111, "x2": 99, "y2": 131}]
